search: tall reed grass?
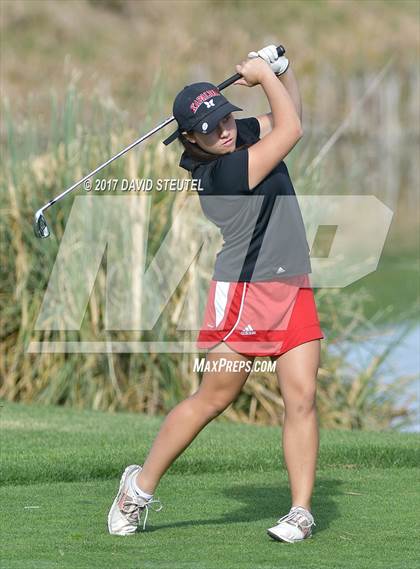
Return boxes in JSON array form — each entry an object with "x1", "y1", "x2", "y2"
[{"x1": 0, "y1": 85, "x2": 416, "y2": 430}]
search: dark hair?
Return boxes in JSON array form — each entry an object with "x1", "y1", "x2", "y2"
[
  {"x1": 177, "y1": 132, "x2": 219, "y2": 164},
  {"x1": 177, "y1": 131, "x2": 253, "y2": 170}
]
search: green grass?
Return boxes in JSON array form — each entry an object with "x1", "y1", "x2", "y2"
[{"x1": 1, "y1": 402, "x2": 419, "y2": 568}]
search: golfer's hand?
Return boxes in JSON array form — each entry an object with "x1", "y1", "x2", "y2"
[
  {"x1": 234, "y1": 57, "x2": 273, "y2": 87},
  {"x1": 248, "y1": 44, "x2": 289, "y2": 76}
]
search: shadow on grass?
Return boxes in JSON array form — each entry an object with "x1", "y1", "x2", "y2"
[{"x1": 146, "y1": 476, "x2": 341, "y2": 534}]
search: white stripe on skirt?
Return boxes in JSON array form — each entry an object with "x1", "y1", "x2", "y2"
[
  {"x1": 214, "y1": 281, "x2": 230, "y2": 327},
  {"x1": 222, "y1": 282, "x2": 247, "y2": 341}
]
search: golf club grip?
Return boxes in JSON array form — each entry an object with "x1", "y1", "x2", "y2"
[{"x1": 217, "y1": 44, "x2": 285, "y2": 91}]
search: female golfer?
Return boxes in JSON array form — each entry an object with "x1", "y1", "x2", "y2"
[{"x1": 108, "y1": 45, "x2": 323, "y2": 543}]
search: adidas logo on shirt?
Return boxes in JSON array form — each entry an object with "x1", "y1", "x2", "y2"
[{"x1": 240, "y1": 324, "x2": 256, "y2": 335}]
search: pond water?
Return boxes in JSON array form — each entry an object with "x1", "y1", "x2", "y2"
[{"x1": 341, "y1": 324, "x2": 420, "y2": 432}]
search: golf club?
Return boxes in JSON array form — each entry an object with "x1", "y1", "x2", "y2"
[{"x1": 33, "y1": 45, "x2": 285, "y2": 239}]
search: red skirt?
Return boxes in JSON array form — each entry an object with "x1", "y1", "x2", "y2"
[{"x1": 196, "y1": 275, "x2": 323, "y2": 357}]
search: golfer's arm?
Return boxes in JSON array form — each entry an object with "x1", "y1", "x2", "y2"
[{"x1": 257, "y1": 66, "x2": 302, "y2": 137}]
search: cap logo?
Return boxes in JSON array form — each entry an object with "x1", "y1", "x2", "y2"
[
  {"x1": 201, "y1": 122, "x2": 208, "y2": 132},
  {"x1": 190, "y1": 89, "x2": 221, "y2": 114},
  {"x1": 203, "y1": 99, "x2": 215, "y2": 109}
]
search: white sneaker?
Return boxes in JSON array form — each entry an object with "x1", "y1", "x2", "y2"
[
  {"x1": 267, "y1": 506, "x2": 315, "y2": 543},
  {"x1": 107, "y1": 464, "x2": 162, "y2": 536}
]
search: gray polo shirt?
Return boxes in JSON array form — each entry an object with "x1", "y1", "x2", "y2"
[{"x1": 179, "y1": 118, "x2": 311, "y2": 282}]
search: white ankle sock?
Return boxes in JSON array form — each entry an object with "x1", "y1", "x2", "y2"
[{"x1": 130, "y1": 473, "x2": 153, "y2": 501}]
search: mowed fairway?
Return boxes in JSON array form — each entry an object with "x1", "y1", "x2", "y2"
[{"x1": 1, "y1": 402, "x2": 419, "y2": 569}]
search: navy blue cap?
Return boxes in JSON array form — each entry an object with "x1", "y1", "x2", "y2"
[{"x1": 163, "y1": 82, "x2": 242, "y2": 145}]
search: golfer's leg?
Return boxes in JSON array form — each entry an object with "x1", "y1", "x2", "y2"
[
  {"x1": 275, "y1": 340, "x2": 320, "y2": 510},
  {"x1": 136, "y1": 343, "x2": 254, "y2": 494}
]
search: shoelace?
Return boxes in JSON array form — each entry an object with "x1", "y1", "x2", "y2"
[
  {"x1": 140, "y1": 497, "x2": 163, "y2": 531},
  {"x1": 276, "y1": 507, "x2": 315, "y2": 531},
  {"x1": 121, "y1": 496, "x2": 163, "y2": 530}
]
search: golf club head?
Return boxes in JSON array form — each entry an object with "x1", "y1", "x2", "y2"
[{"x1": 34, "y1": 210, "x2": 50, "y2": 238}]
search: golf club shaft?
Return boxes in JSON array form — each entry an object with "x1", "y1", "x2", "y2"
[
  {"x1": 40, "y1": 115, "x2": 174, "y2": 214},
  {"x1": 37, "y1": 44, "x2": 285, "y2": 215}
]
